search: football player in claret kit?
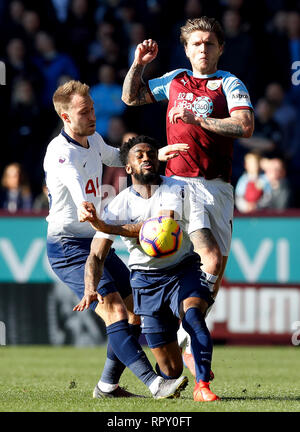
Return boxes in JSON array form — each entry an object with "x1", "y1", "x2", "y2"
[
  {"x1": 122, "y1": 16, "x2": 254, "y2": 374},
  {"x1": 44, "y1": 80, "x2": 190, "y2": 400},
  {"x1": 75, "y1": 135, "x2": 219, "y2": 402}
]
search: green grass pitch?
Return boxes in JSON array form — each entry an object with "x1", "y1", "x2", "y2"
[{"x1": 0, "y1": 345, "x2": 299, "y2": 412}]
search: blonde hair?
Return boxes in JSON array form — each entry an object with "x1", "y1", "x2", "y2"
[
  {"x1": 180, "y1": 16, "x2": 224, "y2": 47},
  {"x1": 52, "y1": 80, "x2": 90, "y2": 116}
]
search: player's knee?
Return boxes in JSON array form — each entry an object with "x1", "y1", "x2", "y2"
[
  {"x1": 100, "y1": 292, "x2": 128, "y2": 324},
  {"x1": 183, "y1": 298, "x2": 207, "y2": 316}
]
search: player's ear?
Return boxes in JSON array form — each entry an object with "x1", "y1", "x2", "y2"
[
  {"x1": 125, "y1": 164, "x2": 132, "y2": 175},
  {"x1": 184, "y1": 45, "x2": 189, "y2": 59},
  {"x1": 61, "y1": 112, "x2": 70, "y2": 123},
  {"x1": 219, "y1": 43, "x2": 224, "y2": 56}
]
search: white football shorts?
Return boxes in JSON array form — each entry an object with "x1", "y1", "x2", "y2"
[{"x1": 172, "y1": 176, "x2": 234, "y2": 256}]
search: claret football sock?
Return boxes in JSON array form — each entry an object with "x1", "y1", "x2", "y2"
[
  {"x1": 106, "y1": 319, "x2": 157, "y2": 387},
  {"x1": 182, "y1": 307, "x2": 212, "y2": 383}
]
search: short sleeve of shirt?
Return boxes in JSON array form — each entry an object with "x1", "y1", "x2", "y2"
[
  {"x1": 221, "y1": 72, "x2": 253, "y2": 114},
  {"x1": 96, "y1": 133, "x2": 123, "y2": 167},
  {"x1": 148, "y1": 69, "x2": 188, "y2": 101},
  {"x1": 94, "y1": 190, "x2": 129, "y2": 242}
]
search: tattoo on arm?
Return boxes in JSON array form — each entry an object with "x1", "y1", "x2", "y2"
[
  {"x1": 122, "y1": 64, "x2": 152, "y2": 106},
  {"x1": 84, "y1": 254, "x2": 102, "y2": 294},
  {"x1": 200, "y1": 117, "x2": 244, "y2": 138}
]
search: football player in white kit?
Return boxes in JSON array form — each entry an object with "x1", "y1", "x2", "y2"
[
  {"x1": 75, "y1": 135, "x2": 219, "y2": 402},
  {"x1": 44, "y1": 80, "x2": 190, "y2": 399}
]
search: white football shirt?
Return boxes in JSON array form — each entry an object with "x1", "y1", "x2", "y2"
[
  {"x1": 94, "y1": 176, "x2": 197, "y2": 270},
  {"x1": 44, "y1": 130, "x2": 123, "y2": 238}
]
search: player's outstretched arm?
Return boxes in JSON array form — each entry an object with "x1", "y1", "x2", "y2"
[
  {"x1": 78, "y1": 201, "x2": 142, "y2": 237},
  {"x1": 122, "y1": 39, "x2": 158, "y2": 106},
  {"x1": 158, "y1": 143, "x2": 190, "y2": 162},
  {"x1": 73, "y1": 238, "x2": 112, "y2": 311}
]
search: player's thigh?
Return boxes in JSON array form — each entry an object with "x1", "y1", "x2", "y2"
[
  {"x1": 95, "y1": 291, "x2": 128, "y2": 325},
  {"x1": 207, "y1": 181, "x2": 234, "y2": 256},
  {"x1": 190, "y1": 227, "x2": 221, "y2": 255}
]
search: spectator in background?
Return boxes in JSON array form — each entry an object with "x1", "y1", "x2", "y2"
[
  {"x1": 64, "y1": 0, "x2": 96, "y2": 77},
  {"x1": 104, "y1": 115, "x2": 127, "y2": 147},
  {"x1": 0, "y1": 0, "x2": 26, "y2": 46},
  {"x1": 263, "y1": 10, "x2": 291, "y2": 90},
  {"x1": 218, "y1": 9, "x2": 256, "y2": 99},
  {"x1": 127, "y1": 22, "x2": 146, "y2": 66},
  {"x1": 33, "y1": 31, "x2": 79, "y2": 109},
  {"x1": 7, "y1": 78, "x2": 43, "y2": 193},
  {"x1": 235, "y1": 152, "x2": 271, "y2": 213},
  {"x1": 21, "y1": 9, "x2": 42, "y2": 54},
  {"x1": 265, "y1": 82, "x2": 298, "y2": 159},
  {"x1": 87, "y1": 21, "x2": 117, "y2": 66},
  {"x1": 90, "y1": 65, "x2": 126, "y2": 137},
  {"x1": 237, "y1": 98, "x2": 283, "y2": 158},
  {"x1": 33, "y1": 181, "x2": 49, "y2": 212},
  {"x1": 4, "y1": 37, "x2": 42, "y2": 93},
  {"x1": 0, "y1": 163, "x2": 33, "y2": 212},
  {"x1": 50, "y1": 0, "x2": 70, "y2": 24},
  {"x1": 258, "y1": 157, "x2": 293, "y2": 210}
]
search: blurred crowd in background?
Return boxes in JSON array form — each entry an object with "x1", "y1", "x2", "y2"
[{"x1": 0, "y1": 0, "x2": 300, "y2": 214}]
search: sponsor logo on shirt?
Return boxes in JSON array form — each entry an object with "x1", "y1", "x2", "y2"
[
  {"x1": 231, "y1": 90, "x2": 249, "y2": 100},
  {"x1": 192, "y1": 96, "x2": 214, "y2": 118}
]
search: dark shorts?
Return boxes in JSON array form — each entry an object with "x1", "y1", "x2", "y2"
[
  {"x1": 130, "y1": 254, "x2": 213, "y2": 348},
  {"x1": 47, "y1": 236, "x2": 131, "y2": 311}
]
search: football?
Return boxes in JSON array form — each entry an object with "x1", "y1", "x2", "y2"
[{"x1": 139, "y1": 216, "x2": 183, "y2": 258}]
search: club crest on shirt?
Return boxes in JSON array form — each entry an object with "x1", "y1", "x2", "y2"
[
  {"x1": 206, "y1": 80, "x2": 221, "y2": 90},
  {"x1": 192, "y1": 96, "x2": 213, "y2": 118}
]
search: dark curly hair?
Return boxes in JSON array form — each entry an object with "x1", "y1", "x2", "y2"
[{"x1": 119, "y1": 135, "x2": 160, "y2": 165}]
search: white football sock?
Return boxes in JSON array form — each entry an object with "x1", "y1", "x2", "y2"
[
  {"x1": 97, "y1": 380, "x2": 118, "y2": 392},
  {"x1": 149, "y1": 376, "x2": 163, "y2": 394}
]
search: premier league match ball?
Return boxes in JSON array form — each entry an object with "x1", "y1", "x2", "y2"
[{"x1": 139, "y1": 216, "x2": 183, "y2": 258}]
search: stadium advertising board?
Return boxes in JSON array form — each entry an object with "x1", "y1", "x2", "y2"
[{"x1": 0, "y1": 213, "x2": 299, "y2": 344}]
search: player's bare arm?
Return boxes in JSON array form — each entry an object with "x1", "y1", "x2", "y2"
[
  {"x1": 73, "y1": 238, "x2": 112, "y2": 311},
  {"x1": 122, "y1": 39, "x2": 158, "y2": 106},
  {"x1": 169, "y1": 107, "x2": 254, "y2": 139},
  {"x1": 78, "y1": 202, "x2": 142, "y2": 237}
]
